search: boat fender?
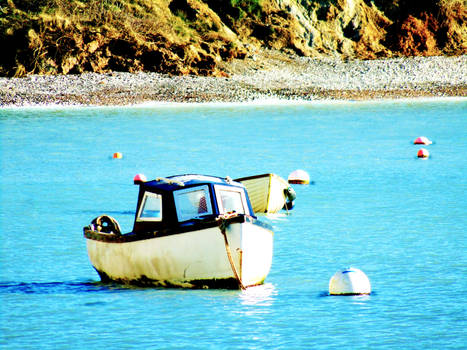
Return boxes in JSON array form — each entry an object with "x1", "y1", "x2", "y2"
[
  {"x1": 283, "y1": 187, "x2": 296, "y2": 210},
  {"x1": 91, "y1": 215, "x2": 122, "y2": 235}
]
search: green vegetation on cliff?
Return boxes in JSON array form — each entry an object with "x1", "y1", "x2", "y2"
[{"x1": 1, "y1": 0, "x2": 465, "y2": 77}]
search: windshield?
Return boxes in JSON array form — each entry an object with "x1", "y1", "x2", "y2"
[
  {"x1": 137, "y1": 192, "x2": 162, "y2": 222},
  {"x1": 215, "y1": 185, "x2": 247, "y2": 215},
  {"x1": 174, "y1": 185, "x2": 213, "y2": 222}
]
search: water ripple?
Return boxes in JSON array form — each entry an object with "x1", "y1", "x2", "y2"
[{"x1": 0, "y1": 281, "x2": 130, "y2": 295}]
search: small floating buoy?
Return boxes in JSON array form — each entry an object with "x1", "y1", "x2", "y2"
[
  {"x1": 329, "y1": 268, "x2": 371, "y2": 295},
  {"x1": 288, "y1": 169, "x2": 310, "y2": 184},
  {"x1": 417, "y1": 148, "x2": 430, "y2": 158},
  {"x1": 414, "y1": 136, "x2": 432, "y2": 145},
  {"x1": 112, "y1": 152, "x2": 123, "y2": 159},
  {"x1": 133, "y1": 173, "x2": 147, "y2": 185}
]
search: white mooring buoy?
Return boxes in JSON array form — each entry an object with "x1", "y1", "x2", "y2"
[
  {"x1": 329, "y1": 268, "x2": 371, "y2": 295},
  {"x1": 288, "y1": 169, "x2": 310, "y2": 184}
]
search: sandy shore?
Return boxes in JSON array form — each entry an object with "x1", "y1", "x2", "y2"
[{"x1": 1, "y1": 52, "x2": 466, "y2": 107}]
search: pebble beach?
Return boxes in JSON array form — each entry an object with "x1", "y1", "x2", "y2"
[{"x1": 1, "y1": 53, "x2": 466, "y2": 107}]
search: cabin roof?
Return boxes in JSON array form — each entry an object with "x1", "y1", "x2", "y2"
[{"x1": 142, "y1": 174, "x2": 244, "y2": 192}]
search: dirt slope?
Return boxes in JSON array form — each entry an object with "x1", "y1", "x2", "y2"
[{"x1": 1, "y1": 0, "x2": 465, "y2": 77}]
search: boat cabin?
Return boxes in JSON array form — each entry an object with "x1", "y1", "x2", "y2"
[{"x1": 133, "y1": 175, "x2": 255, "y2": 235}]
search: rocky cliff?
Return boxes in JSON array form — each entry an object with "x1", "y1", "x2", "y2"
[{"x1": 1, "y1": 0, "x2": 466, "y2": 77}]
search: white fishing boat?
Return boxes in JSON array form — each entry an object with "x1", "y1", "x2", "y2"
[
  {"x1": 83, "y1": 175, "x2": 273, "y2": 289},
  {"x1": 235, "y1": 173, "x2": 296, "y2": 214}
]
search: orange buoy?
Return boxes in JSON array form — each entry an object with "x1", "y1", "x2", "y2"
[
  {"x1": 417, "y1": 148, "x2": 430, "y2": 158},
  {"x1": 414, "y1": 136, "x2": 432, "y2": 145},
  {"x1": 133, "y1": 173, "x2": 147, "y2": 185},
  {"x1": 288, "y1": 169, "x2": 310, "y2": 184},
  {"x1": 112, "y1": 152, "x2": 123, "y2": 159}
]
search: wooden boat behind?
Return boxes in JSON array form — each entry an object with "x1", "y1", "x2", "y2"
[{"x1": 235, "y1": 173, "x2": 296, "y2": 214}]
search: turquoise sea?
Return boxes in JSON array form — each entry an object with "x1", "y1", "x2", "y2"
[{"x1": 1, "y1": 98, "x2": 466, "y2": 349}]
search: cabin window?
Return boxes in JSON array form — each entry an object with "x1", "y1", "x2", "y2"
[
  {"x1": 137, "y1": 192, "x2": 162, "y2": 222},
  {"x1": 174, "y1": 185, "x2": 213, "y2": 222},
  {"x1": 215, "y1": 185, "x2": 247, "y2": 215}
]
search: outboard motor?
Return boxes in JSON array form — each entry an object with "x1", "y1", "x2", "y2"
[{"x1": 283, "y1": 186, "x2": 296, "y2": 210}]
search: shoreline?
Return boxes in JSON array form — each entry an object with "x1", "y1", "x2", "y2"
[
  {"x1": 1, "y1": 54, "x2": 466, "y2": 107},
  {"x1": 2, "y1": 96, "x2": 465, "y2": 111}
]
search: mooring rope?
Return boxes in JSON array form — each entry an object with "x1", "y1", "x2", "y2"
[{"x1": 218, "y1": 214, "x2": 245, "y2": 290}]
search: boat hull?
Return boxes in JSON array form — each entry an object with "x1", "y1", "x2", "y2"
[{"x1": 85, "y1": 218, "x2": 273, "y2": 289}]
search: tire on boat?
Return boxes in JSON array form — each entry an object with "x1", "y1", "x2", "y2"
[{"x1": 91, "y1": 215, "x2": 122, "y2": 235}]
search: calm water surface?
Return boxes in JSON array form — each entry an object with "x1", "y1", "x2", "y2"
[{"x1": 1, "y1": 99, "x2": 466, "y2": 349}]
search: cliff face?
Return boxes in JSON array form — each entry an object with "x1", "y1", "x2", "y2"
[
  {"x1": 1, "y1": 0, "x2": 466, "y2": 77},
  {"x1": 248, "y1": 0, "x2": 466, "y2": 58}
]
